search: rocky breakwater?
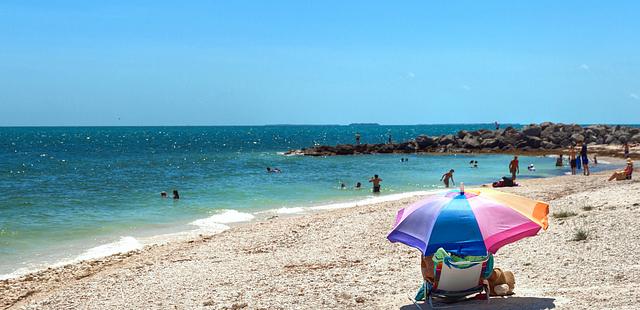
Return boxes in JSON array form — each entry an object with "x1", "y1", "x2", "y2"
[{"x1": 285, "y1": 123, "x2": 640, "y2": 156}]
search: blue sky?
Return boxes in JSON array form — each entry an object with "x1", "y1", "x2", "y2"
[{"x1": 1, "y1": 1, "x2": 639, "y2": 126}]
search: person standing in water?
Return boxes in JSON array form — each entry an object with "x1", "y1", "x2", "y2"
[
  {"x1": 172, "y1": 190, "x2": 180, "y2": 199},
  {"x1": 509, "y1": 156, "x2": 520, "y2": 180},
  {"x1": 440, "y1": 169, "x2": 455, "y2": 188},
  {"x1": 569, "y1": 146, "x2": 577, "y2": 175},
  {"x1": 369, "y1": 174, "x2": 382, "y2": 193},
  {"x1": 624, "y1": 142, "x2": 630, "y2": 159},
  {"x1": 580, "y1": 142, "x2": 590, "y2": 176},
  {"x1": 355, "y1": 132, "x2": 361, "y2": 145}
]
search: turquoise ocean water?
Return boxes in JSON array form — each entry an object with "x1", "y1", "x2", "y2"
[{"x1": 0, "y1": 124, "x2": 617, "y2": 277}]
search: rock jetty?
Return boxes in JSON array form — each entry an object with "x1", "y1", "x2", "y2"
[{"x1": 285, "y1": 123, "x2": 640, "y2": 156}]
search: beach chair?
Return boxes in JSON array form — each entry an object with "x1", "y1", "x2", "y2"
[{"x1": 412, "y1": 251, "x2": 491, "y2": 309}]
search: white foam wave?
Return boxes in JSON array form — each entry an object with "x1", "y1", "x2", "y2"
[
  {"x1": 309, "y1": 190, "x2": 440, "y2": 211},
  {"x1": 75, "y1": 236, "x2": 142, "y2": 262},
  {"x1": 190, "y1": 210, "x2": 255, "y2": 227},
  {"x1": 274, "y1": 207, "x2": 306, "y2": 214}
]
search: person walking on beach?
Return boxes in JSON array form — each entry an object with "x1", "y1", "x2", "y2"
[
  {"x1": 569, "y1": 146, "x2": 577, "y2": 175},
  {"x1": 440, "y1": 169, "x2": 455, "y2": 188},
  {"x1": 355, "y1": 132, "x2": 361, "y2": 145},
  {"x1": 580, "y1": 142, "x2": 590, "y2": 176},
  {"x1": 369, "y1": 175, "x2": 382, "y2": 193},
  {"x1": 509, "y1": 156, "x2": 519, "y2": 180}
]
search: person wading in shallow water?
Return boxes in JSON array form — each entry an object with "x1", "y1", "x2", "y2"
[
  {"x1": 509, "y1": 156, "x2": 520, "y2": 180},
  {"x1": 440, "y1": 169, "x2": 455, "y2": 188},
  {"x1": 369, "y1": 174, "x2": 382, "y2": 193}
]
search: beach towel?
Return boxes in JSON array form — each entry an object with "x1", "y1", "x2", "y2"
[{"x1": 492, "y1": 176, "x2": 518, "y2": 188}]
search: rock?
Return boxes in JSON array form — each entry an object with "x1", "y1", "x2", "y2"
[
  {"x1": 540, "y1": 122, "x2": 554, "y2": 129},
  {"x1": 522, "y1": 124, "x2": 542, "y2": 137},
  {"x1": 541, "y1": 125, "x2": 558, "y2": 140},
  {"x1": 395, "y1": 142, "x2": 415, "y2": 152},
  {"x1": 481, "y1": 138, "x2": 499, "y2": 148},
  {"x1": 541, "y1": 141, "x2": 558, "y2": 149},
  {"x1": 291, "y1": 123, "x2": 636, "y2": 156},
  {"x1": 480, "y1": 130, "x2": 495, "y2": 140},
  {"x1": 570, "y1": 133, "x2": 585, "y2": 143},
  {"x1": 335, "y1": 144, "x2": 354, "y2": 155},
  {"x1": 461, "y1": 136, "x2": 480, "y2": 149},
  {"x1": 439, "y1": 134, "x2": 456, "y2": 146},
  {"x1": 524, "y1": 136, "x2": 542, "y2": 148},
  {"x1": 377, "y1": 144, "x2": 395, "y2": 153},
  {"x1": 355, "y1": 297, "x2": 365, "y2": 303},
  {"x1": 415, "y1": 135, "x2": 436, "y2": 149}
]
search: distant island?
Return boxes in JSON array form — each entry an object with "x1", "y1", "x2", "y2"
[
  {"x1": 348, "y1": 123, "x2": 380, "y2": 126},
  {"x1": 286, "y1": 122, "x2": 639, "y2": 158}
]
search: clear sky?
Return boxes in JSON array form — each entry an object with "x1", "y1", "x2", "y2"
[{"x1": 1, "y1": 1, "x2": 639, "y2": 126}]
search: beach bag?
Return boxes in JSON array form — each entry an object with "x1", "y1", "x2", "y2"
[{"x1": 487, "y1": 268, "x2": 515, "y2": 296}]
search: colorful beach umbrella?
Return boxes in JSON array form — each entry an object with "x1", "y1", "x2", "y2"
[{"x1": 387, "y1": 188, "x2": 549, "y2": 256}]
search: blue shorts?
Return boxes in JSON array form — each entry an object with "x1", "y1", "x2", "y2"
[{"x1": 581, "y1": 155, "x2": 589, "y2": 164}]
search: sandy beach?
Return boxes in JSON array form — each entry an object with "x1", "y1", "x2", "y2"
[{"x1": 2, "y1": 162, "x2": 639, "y2": 310}]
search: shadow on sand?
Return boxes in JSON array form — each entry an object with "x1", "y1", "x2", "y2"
[{"x1": 400, "y1": 296, "x2": 556, "y2": 310}]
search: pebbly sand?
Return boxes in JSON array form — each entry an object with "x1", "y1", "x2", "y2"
[{"x1": 1, "y1": 163, "x2": 639, "y2": 309}]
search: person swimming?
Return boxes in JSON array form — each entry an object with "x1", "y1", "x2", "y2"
[
  {"x1": 172, "y1": 190, "x2": 180, "y2": 199},
  {"x1": 528, "y1": 164, "x2": 536, "y2": 171},
  {"x1": 340, "y1": 182, "x2": 346, "y2": 189},
  {"x1": 355, "y1": 182, "x2": 362, "y2": 189},
  {"x1": 160, "y1": 191, "x2": 167, "y2": 198}
]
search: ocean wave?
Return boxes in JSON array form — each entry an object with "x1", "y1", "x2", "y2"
[
  {"x1": 309, "y1": 190, "x2": 439, "y2": 211},
  {"x1": 75, "y1": 236, "x2": 142, "y2": 262},
  {"x1": 190, "y1": 209, "x2": 255, "y2": 226},
  {"x1": 260, "y1": 207, "x2": 307, "y2": 214}
]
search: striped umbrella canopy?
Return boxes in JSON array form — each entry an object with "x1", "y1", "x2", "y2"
[{"x1": 387, "y1": 188, "x2": 549, "y2": 256}]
